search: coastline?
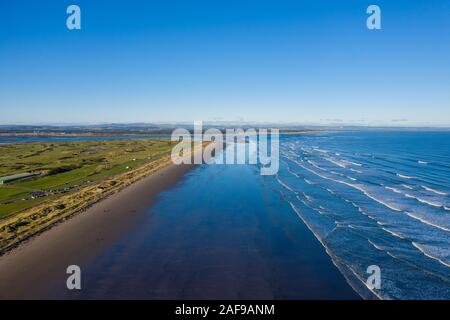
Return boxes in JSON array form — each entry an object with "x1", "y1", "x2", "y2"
[
  {"x1": 0, "y1": 141, "x2": 362, "y2": 300},
  {"x1": 0, "y1": 154, "x2": 174, "y2": 254},
  {"x1": 0, "y1": 161, "x2": 196, "y2": 299},
  {"x1": 44, "y1": 157, "x2": 360, "y2": 300}
]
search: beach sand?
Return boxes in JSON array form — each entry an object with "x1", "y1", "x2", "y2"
[
  {"x1": 0, "y1": 153, "x2": 359, "y2": 300},
  {"x1": 0, "y1": 162, "x2": 195, "y2": 299}
]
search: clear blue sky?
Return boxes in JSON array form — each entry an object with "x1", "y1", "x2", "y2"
[{"x1": 1, "y1": 0, "x2": 449, "y2": 126}]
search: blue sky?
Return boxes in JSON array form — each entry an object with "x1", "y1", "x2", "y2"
[{"x1": 1, "y1": 0, "x2": 449, "y2": 126}]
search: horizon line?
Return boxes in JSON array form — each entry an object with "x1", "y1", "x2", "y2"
[{"x1": 1, "y1": 122, "x2": 450, "y2": 129}]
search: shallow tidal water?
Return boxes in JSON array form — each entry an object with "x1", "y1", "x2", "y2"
[{"x1": 55, "y1": 145, "x2": 359, "y2": 299}]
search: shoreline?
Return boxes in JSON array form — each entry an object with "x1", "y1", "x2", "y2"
[
  {"x1": 0, "y1": 147, "x2": 362, "y2": 300},
  {"x1": 45, "y1": 157, "x2": 360, "y2": 300},
  {"x1": 0, "y1": 161, "x2": 196, "y2": 299},
  {"x1": 0, "y1": 155, "x2": 175, "y2": 255}
]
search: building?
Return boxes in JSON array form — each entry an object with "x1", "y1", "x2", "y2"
[{"x1": 0, "y1": 172, "x2": 37, "y2": 185}]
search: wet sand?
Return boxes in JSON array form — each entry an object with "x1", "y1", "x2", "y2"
[
  {"x1": 0, "y1": 161, "x2": 360, "y2": 300},
  {"x1": 0, "y1": 162, "x2": 195, "y2": 299}
]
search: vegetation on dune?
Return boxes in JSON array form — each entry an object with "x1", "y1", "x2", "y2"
[{"x1": 0, "y1": 139, "x2": 177, "y2": 253}]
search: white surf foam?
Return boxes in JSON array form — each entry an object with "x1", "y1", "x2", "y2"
[
  {"x1": 421, "y1": 186, "x2": 447, "y2": 196},
  {"x1": 324, "y1": 157, "x2": 346, "y2": 168},
  {"x1": 397, "y1": 173, "x2": 416, "y2": 179},
  {"x1": 312, "y1": 147, "x2": 329, "y2": 154},
  {"x1": 276, "y1": 176, "x2": 295, "y2": 192},
  {"x1": 368, "y1": 239, "x2": 384, "y2": 251},
  {"x1": 342, "y1": 159, "x2": 363, "y2": 167},
  {"x1": 295, "y1": 160, "x2": 403, "y2": 212},
  {"x1": 412, "y1": 242, "x2": 450, "y2": 268},
  {"x1": 307, "y1": 160, "x2": 327, "y2": 171},
  {"x1": 385, "y1": 186, "x2": 402, "y2": 194},
  {"x1": 303, "y1": 192, "x2": 313, "y2": 202},
  {"x1": 404, "y1": 194, "x2": 444, "y2": 209},
  {"x1": 381, "y1": 227, "x2": 406, "y2": 240},
  {"x1": 404, "y1": 211, "x2": 450, "y2": 232}
]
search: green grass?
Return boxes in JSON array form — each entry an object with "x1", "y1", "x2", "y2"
[
  {"x1": 0, "y1": 139, "x2": 175, "y2": 219},
  {"x1": 0, "y1": 188, "x2": 28, "y2": 201},
  {"x1": 0, "y1": 197, "x2": 52, "y2": 218}
]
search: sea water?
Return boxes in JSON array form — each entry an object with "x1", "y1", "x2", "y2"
[{"x1": 277, "y1": 131, "x2": 450, "y2": 299}]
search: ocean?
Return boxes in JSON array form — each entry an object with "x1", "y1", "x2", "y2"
[{"x1": 277, "y1": 131, "x2": 450, "y2": 299}]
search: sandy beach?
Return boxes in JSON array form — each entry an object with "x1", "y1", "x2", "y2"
[
  {"x1": 0, "y1": 157, "x2": 360, "y2": 300},
  {"x1": 0, "y1": 139, "x2": 362, "y2": 300},
  {"x1": 0, "y1": 162, "x2": 195, "y2": 299}
]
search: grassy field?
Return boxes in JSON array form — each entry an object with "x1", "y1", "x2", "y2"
[{"x1": 0, "y1": 138, "x2": 178, "y2": 252}]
